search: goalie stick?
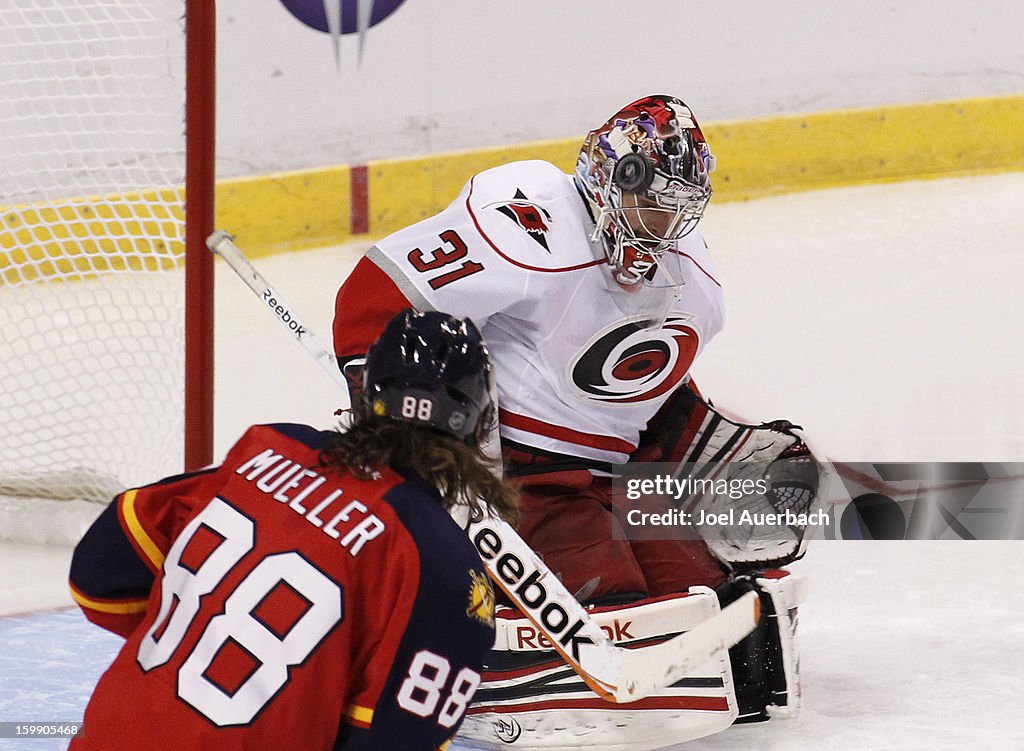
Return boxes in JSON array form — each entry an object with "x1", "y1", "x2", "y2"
[{"x1": 207, "y1": 229, "x2": 760, "y2": 703}]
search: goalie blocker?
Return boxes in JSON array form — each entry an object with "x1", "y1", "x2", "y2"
[{"x1": 460, "y1": 570, "x2": 807, "y2": 750}]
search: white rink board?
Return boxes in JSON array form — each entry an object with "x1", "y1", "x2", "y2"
[{"x1": 211, "y1": 0, "x2": 1024, "y2": 173}]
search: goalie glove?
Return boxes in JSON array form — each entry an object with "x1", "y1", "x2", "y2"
[{"x1": 659, "y1": 393, "x2": 830, "y2": 571}]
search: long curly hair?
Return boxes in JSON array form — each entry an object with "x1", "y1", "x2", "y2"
[{"x1": 319, "y1": 414, "x2": 518, "y2": 524}]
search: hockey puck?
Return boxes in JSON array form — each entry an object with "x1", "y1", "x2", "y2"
[{"x1": 840, "y1": 493, "x2": 907, "y2": 540}]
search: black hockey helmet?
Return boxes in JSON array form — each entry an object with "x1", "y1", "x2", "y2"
[{"x1": 363, "y1": 309, "x2": 493, "y2": 443}]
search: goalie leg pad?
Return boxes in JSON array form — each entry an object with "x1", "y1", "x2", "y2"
[
  {"x1": 726, "y1": 569, "x2": 807, "y2": 723},
  {"x1": 459, "y1": 590, "x2": 739, "y2": 750}
]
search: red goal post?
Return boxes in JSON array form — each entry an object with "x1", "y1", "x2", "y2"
[{"x1": 0, "y1": 0, "x2": 215, "y2": 527}]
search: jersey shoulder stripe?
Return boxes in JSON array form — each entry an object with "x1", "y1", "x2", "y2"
[
  {"x1": 119, "y1": 488, "x2": 165, "y2": 570},
  {"x1": 333, "y1": 255, "x2": 417, "y2": 361}
]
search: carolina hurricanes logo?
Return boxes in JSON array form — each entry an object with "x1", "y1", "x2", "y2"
[
  {"x1": 569, "y1": 316, "x2": 699, "y2": 404},
  {"x1": 495, "y1": 189, "x2": 552, "y2": 251}
]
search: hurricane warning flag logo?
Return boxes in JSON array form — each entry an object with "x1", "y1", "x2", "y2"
[
  {"x1": 569, "y1": 316, "x2": 699, "y2": 403},
  {"x1": 495, "y1": 189, "x2": 553, "y2": 251}
]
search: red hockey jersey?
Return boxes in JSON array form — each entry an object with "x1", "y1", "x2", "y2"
[{"x1": 68, "y1": 423, "x2": 496, "y2": 751}]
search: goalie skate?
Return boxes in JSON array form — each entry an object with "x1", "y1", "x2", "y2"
[{"x1": 730, "y1": 569, "x2": 808, "y2": 722}]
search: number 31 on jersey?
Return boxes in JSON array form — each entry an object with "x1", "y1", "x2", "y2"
[{"x1": 407, "y1": 229, "x2": 484, "y2": 290}]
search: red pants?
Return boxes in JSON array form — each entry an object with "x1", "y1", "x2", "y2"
[
  {"x1": 512, "y1": 468, "x2": 726, "y2": 603},
  {"x1": 506, "y1": 385, "x2": 726, "y2": 604}
]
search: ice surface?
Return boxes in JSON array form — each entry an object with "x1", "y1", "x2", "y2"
[{"x1": 2, "y1": 173, "x2": 1022, "y2": 750}]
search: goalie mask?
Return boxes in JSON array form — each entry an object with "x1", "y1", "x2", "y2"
[
  {"x1": 362, "y1": 309, "x2": 494, "y2": 443},
  {"x1": 575, "y1": 95, "x2": 716, "y2": 288}
]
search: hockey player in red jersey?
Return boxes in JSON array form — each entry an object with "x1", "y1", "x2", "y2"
[
  {"x1": 68, "y1": 310, "x2": 518, "y2": 751},
  {"x1": 333, "y1": 96, "x2": 823, "y2": 748}
]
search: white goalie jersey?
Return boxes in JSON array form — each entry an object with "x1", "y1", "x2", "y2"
[{"x1": 333, "y1": 159, "x2": 725, "y2": 464}]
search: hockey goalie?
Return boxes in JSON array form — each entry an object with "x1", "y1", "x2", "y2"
[
  {"x1": 332, "y1": 95, "x2": 828, "y2": 749},
  {"x1": 457, "y1": 392, "x2": 820, "y2": 749}
]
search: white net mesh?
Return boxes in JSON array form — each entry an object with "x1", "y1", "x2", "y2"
[{"x1": 0, "y1": 0, "x2": 189, "y2": 519}]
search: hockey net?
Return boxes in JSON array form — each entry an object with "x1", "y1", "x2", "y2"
[{"x1": 0, "y1": 0, "x2": 214, "y2": 545}]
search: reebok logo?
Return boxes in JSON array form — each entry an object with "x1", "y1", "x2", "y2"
[
  {"x1": 471, "y1": 524, "x2": 596, "y2": 661},
  {"x1": 263, "y1": 289, "x2": 307, "y2": 337},
  {"x1": 516, "y1": 618, "x2": 634, "y2": 650}
]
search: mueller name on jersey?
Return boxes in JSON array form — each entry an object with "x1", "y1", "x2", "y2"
[{"x1": 234, "y1": 447, "x2": 385, "y2": 556}]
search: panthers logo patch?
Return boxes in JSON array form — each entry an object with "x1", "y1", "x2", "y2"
[{"x1": 466, "y1": 570, "x2": 495, "y2": 627}]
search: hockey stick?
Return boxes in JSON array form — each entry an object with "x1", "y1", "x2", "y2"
[{"x1": 207, "y1": 229, "x2": 760, "y2": 702}]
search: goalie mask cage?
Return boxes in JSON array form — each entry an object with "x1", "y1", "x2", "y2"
[{"x1": 0, "y1": 0, "x2": 214, "y2": 529}]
